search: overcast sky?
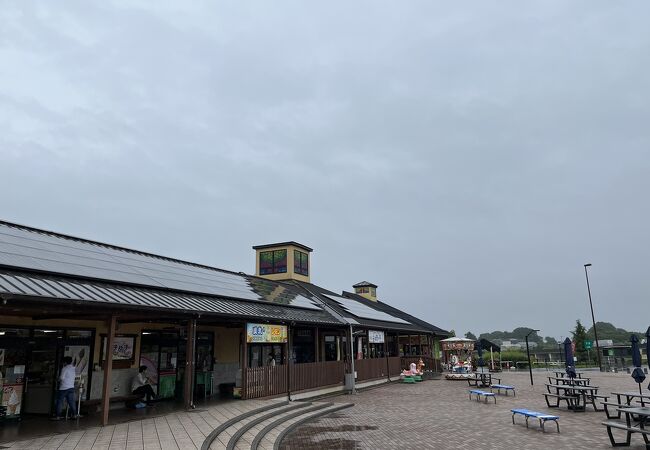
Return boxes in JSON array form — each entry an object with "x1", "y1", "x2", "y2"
[{"x1": 1, "y1": 1, "x2": 649, "y2": 339}]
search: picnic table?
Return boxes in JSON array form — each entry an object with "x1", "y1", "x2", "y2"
[
  {"x1": 603, "y1": 392, "x2": 650, "y2": 419},
  {"x1": 601, "y1": 407, "x2": 650, "y2": 448},
  {"x1": 467, "y1": 373, "x2": 500, "y2": 388},
  {"x1": 554, "y1": 371, "x2": 588, "y2": 379},
  {"x1": 548, "y1": 376, "x2": 591, "y2": 386},
  {"x1": 544, "y1": 384, "x2": 604, "y2": 412}
]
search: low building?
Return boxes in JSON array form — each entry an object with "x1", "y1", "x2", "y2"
[{"x1": 0, "y1": 220, "x2": 447, "y2": 426}]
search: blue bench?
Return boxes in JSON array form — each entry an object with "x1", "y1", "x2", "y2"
[
  {"x1": 491, "y1": 384, "x2": 516, "y2": 396},
  {"x1": 511, "y1": 409, "x2": 560, "y2": 433},
  {"x1": 469, "y1": 390, "x2": 496, "y2": 404}
]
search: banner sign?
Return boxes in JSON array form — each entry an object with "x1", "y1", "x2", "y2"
[
  {"x1": 246, "y1": 323, "x2": 288, "y2": 343},
  {"x1": 368, "y1": 330, "x2": 385, "y2": 344},
  {"x1": 442, "y1": 341, "x2": 474, "y2": 351}
]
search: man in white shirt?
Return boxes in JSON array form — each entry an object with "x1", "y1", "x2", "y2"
[
  {"x1": 53, "y1": 356, "x2": 77, "y2": 420},
  {"x1": 132, "y1": 365, "x2": 156, "y2": 404}
]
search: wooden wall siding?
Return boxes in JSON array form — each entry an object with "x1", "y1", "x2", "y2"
[
  {"x1": 354, "y1": 357, "x2": 389, "y2": 381},
  {"x1": 290, "y1": 360, "x2": 345, "y2": 391},
  {"x1": 387, "y1": 356, "x2": 402, "y2": 376},
  {"x1": 400, "y1": 356, "x2": 442, "y2": 373},
  {"x1": 243, "y1": 365, "x2": 288, "y2": 399}
]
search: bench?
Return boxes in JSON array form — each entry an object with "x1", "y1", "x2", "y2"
[
  {"x1": 543, "y1": 393, "x2": 576, "y2": 409},
  {"x1": 81, "y1": 394, "x2": 142, "y2": 413},
  {"x1": 491, "y1": 384, "x2": 516, "y2": 396},
  {"x1": 601, "y1": 420, "x2": 650, "y2": 447},
  {"x1": 584, "y1": 393, "x2": 608, "y2": 412},
  {"x1": 511, "y1": 409, "x2": 560, "y2": 433},
  {"x1": 469, "y1": 390, "x2": 496, "y2": 404}
]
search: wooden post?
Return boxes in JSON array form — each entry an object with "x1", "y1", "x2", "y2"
[
  {"x1": 314, "y1": 327, "x2": 320, "y2": 362},
  {"x1": 287, "y1": 324, "x2": 292, "y2": 398},
  {"x1": 184, "y1": 318, "x2": 196, "y2": 410},
  {"x1": 101, "y1": 315, "x2": 117, "y2": 426},
  {"x1": 418, "y1": 335, "x2": 423, "y2": 356},
  {"x1": 241, "y1": 326, "x2": 248, "y2": 399}
]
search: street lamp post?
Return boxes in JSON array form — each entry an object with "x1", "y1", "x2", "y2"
[
  {"x1": 525, "y1": 329, "x2": 540, "y2": 386},
  {"x1": 584, "y1": 264, "x2": 603, "y2": 371}
]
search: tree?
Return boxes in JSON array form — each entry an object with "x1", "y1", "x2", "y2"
[
  {"x1": 571, "y1": 319, "x2": 588, "y2": 362},
  {"x1": 448, "y1": 329, "x2": 456, "y2": 337},
  {"x1": 465, "y1": 331, "x2": 477, "y2": 340}
]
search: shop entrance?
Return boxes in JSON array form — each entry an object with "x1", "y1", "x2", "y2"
[
  {"x1": 139, "y1": 330, "x2": 179, "y2": 400},
  {"x1": 0, "y1": 327, "x2": 94, "y2": 419}
]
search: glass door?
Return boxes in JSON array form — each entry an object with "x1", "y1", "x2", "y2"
[{"x1": 23, "y1": 330, "x2": 62, "y2": 415}]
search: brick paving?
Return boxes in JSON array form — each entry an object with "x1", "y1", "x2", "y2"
[
  {"x1": 281, "y1": 371, "x2": 650, "y2": 450},
  {"x1": 0, "y1": 399, "x2": 277, "y2": 449}
]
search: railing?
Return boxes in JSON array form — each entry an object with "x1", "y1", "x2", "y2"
[
  {"x1": 243, "y1": 365, "x2": 287, "y2": 399},
  {"x1": 290, "y1": 360, "x2": 345, "y2": 392},
  {"x1": 355, "y1": 357, "x2": 390, "y2": 381},
  {"x1": 387, "y1": 356, "x2": 402, "y2": 377}
]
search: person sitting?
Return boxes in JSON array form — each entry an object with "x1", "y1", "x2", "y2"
[{"x1": 132, "y1": 365, "x2": 156, "y2": 405}]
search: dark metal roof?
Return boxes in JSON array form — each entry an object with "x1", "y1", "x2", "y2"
[
  {"x1": 342, "y1": 291, "x2": 450, "y2": 336},
  {"x1": 0, "y1": 269, "x2": 341, "y2": 325},
  {"x1": 0, "y1": 220, "x2": 320, "y2": 311},
  {"x1": 478, "y1": 338, "x2": 501, "y2": 352},
  {"x1": 291, "y1": 281, "x2": 437, "y2": 334},
  {"x1": 252, "y1": 242, "x2": 313, "y2": 252},
  {"x1": 353, "y1": 281, "x2": 377, "y2": 288}
]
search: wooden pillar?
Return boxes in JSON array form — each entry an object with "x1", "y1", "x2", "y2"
[
  {"x1": 183, "y1": 318, "x2": 196, "y2": 410},
  {"x1": 287, "y1": 324, "x2": 292, "y2": 398},
  {"x1": 418, "y1": 335, "x2": 423, "y2": 356},
  {"x1": 314, "y1": 327, "x2": 320, "y2": 362},
  {"x1": 101, "y1": 315, "x2": 117, "y2": 426},
  {"x1": 241, "y1": 325, "x2": 248, "y2": 399}
]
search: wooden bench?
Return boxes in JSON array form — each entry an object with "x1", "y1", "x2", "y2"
[
  {"x1": 543, "y1": 392, "x2": 576, "y2": 409},
  {"x1": 601, "y1": 420, "x2": 650, "y2": 447},
  {"x1": 469, "y1": 389, "x2": 496, "y2": 404},
  {"x1": 81, "y1": 394, "x2": 142, "y2": 413},
  {"x1": 491, "y1": 384, "x2": 516, "y2": 396},
  {"x1": 511, "y1": 409, "x2": 560, "y2": 433}
]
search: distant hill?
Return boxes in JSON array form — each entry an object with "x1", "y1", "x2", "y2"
[
  {"x1": 478, "y1": 322, "x2": 647, "y2": 348},
  {"x1": 586, "y1": 322, "x2": 647, "y2": 345}
]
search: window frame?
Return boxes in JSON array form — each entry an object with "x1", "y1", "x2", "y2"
[
  {"x1": 293, "y1": 249, "x2": 309, "y2": 276},
  {"x1": 259, "y1": 249, "x2": 288, "y2": 275}
]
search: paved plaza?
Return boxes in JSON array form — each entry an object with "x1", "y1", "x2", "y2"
[
  {"x1": 282, "y1": 371, "x2": 650, "y2": 450},
  {"x1": 2, "y1": 371, "x2": 649, "y2": 449}
]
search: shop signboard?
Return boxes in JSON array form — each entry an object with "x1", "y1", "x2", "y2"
[
  {"x1": 368, "y1": 330, "x2": 385, "y2": 344},
  {"x1": 246, "y1": 324, "x2": 288, "y2": 343}
]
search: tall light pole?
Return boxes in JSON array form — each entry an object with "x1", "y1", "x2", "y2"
[
  {"x1": 584, "y1": 263, "x2": 602, "y2": 371},
  {"x1": 525, "y1": 329, "x2": 540, "y2": 386}
]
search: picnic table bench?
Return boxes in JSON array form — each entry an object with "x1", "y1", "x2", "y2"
[
  {"x1": 469, "y1": 389, "x2": 497, "y2": 404},
  {"x1": 511, "y1": 409, "x2": 560, "y2": 433},
  {"x1": 490, "y1": 384, "x2": 516, "y2": 396},
  {"x1": 601, "y1": 407, "x2": 650, "y2": 448},
  {"x1": 544, "y1": 383, "x2": 603, "y2": 412},
  {"x1": 467, "y1": 373, "x2": 500, "y2": 388}
]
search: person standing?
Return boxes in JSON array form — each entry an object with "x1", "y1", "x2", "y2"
[{"x1": 53, "y1": 356, "x2": 77, "y2": 420}]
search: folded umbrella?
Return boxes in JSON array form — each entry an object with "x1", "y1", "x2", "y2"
[
  {"x1": 630, "y1": 334, "x2": 645, "y2": 394},
  {"x1": 476, "y1": 340, "x2": 484, "y2": 373},
  {"x1": 564, "y1": 337, "x2": 576, "y2": 379}
]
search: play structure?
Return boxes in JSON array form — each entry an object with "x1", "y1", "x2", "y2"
[{"x1": 441, "y1": 337, "x2": 475, "y2": 380}]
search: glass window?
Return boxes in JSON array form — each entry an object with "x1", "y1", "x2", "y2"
[
  {"x1": 293, "y1": 250, "x2": 309, "y2": 276},
  {"x1": 259, "y1": 249, "x2": 287, "y2": 275}
]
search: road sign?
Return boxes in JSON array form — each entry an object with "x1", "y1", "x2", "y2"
[{"x1": 584, "y1": 340, "x2": 593, "y2": 350}]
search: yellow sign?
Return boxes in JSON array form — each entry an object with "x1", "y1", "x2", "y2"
[{"x1": 246, "y1": 323, "x2": 288, "y2": 343}]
